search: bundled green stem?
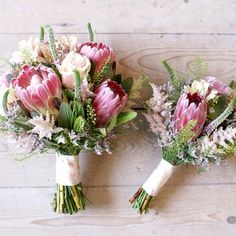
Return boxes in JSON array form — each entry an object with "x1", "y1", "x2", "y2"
[
  {"x1": 129, "y1": 188, "x2": 154, "y2": 214},
  {"x1": 52, "y1": 183, "x2": 86, "y2": 214}
]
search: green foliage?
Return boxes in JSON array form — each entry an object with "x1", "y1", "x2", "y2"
[
  {"x1": 129, "y1": 73, "x2": 148, "y2": 100},
  {"x1": 73, "y1": 116, "x2": 86, "y2": 133},
  {"x1": 44, "y1": 25, "x2": 58, "y2": 62},
  {"x1": 40, "y1": 26, "x2": 44, "y2": 42},
  {"x1": 216, "y1": 141, "x2": 236, "y2": 156},
  {"x1": 73, "y1": 69, "x2": 81, "y2": 100},
  {"x1": 121, "y1": 77, "x2": 133, "y2": 94},
  {"x1": 71, "y1": 101, "x2": 84, "y2": 118},
  {"x1": 58, "y1": 102, "x2": 74, "y2": 129},
  {"x1": 162, "y1": 60, "x2": 186, "y2": 103},
  {"x1": 85, "y1": 98, "x2": 96, "y2": 126},
  {"x1": 87, "y1": 22, "x2": 94, "y2": 42},
  {"x1": 205, "y1": 95, "x2": 236, "y2": 134},
  {"x1": 163, "y1": 120, "x2": 196, "y2": 165},
  {"x1": 108, "y1": 115, "x2": 117, "y2": 132},
  {"x1": 113, "y1": 74, "x2": 122, "y2": 84},
  {"x1": 187, "y1": 57, "x2": 208, "y2": 80},
  {"x1": 2, "y1": 90, "x2": 9, "y2": 114},
  {"x1": 116, "y1": 111, "x2": 137, "y2": 126},
  {"x1": 207, "y1": 95, "x2": 228, "y2": 121},
  {"x1": 95, "y1": 57, "x2": 112, "y2": 83},
  {"x1": 63, "y1": 89, "x2": 75, "y2": 101},
  {"x1": 99, "y1": 128, "x2": 106, "y2": 136}
]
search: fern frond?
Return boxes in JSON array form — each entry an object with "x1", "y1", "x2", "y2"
[
  {"x1": 162, "y1": 60, "x2": 186, "y2": 103},
  {"x1": 129, "y1": 73, "x2": 148, "y2": 101},
  {"x1": 187, "y1": 57, "x2": 208, "y2": 80},
  {"x1": 95, "y1": 56, "x2": 111, "y2": 83}
]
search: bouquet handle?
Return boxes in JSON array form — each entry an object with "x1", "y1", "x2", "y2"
[
  {"x1": 129, "y1": 158, "x2": 175, "y2": 214},
  {"x1": 52, "y1": 153, "x2": 86, "y2": 214}
]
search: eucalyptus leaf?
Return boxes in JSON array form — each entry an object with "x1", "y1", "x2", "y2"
[
  {"x1": 99, "y1": 128, "x2": 106, "y2": 136},
  {"x1": 108, "y1": 115, "x2": 117, "y2": 131},
  {"x1": 116, "y1": 111, "x2": 137, "y2": 126}
]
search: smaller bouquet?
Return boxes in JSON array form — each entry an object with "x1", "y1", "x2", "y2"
[
  {"x1": 0, "y1": 24, "x2": 144, "y2": 214},
  {"x1": 130, "y1": 58, "x2": 236, "y2": 214}
]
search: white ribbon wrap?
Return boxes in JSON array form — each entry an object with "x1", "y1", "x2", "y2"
[
  {"x1": 142, "y1": 158, "x2": 175, "y2": 196},
  {"x1": 56, "y1": 153, "x2": 81, "y2": 186}
]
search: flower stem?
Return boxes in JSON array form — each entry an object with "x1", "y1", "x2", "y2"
[
  {"x1": 52, "y1": 183, "x2": 86, "y2": 214},
  {"x1": 129, "y1": 188, "x2": 154, "y2": 214}
]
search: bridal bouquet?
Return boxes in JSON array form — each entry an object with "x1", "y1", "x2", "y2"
[
  {"x1": 130, "y1": 58, "x2": 236, "y2": 214},
  {"x1": 0, "y1": 24, "x2": 142, "y2": 214}
]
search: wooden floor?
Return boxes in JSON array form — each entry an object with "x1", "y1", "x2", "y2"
[{"x1": 0, "y1": 1, "x2": 236, "y2": 235}]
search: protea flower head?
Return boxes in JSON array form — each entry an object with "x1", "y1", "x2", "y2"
[
  {"x1": 174, "y1": 92, "x2": 207, "y2": 139},
  {"x1": 13, "y1": 65, "x2": 62, "y2": 115},
  {"x1": 77, "y1": 42, "x2": 115, "y2": 73},
  {"x1": 92, "y1": 79, "x2": 127, "y2": 127},
  {"x1": 205, "y1": 76, "x2": 231, "y2": 95}
]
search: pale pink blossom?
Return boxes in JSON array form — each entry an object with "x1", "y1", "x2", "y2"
[
  {"x1": 205, "y1": 76, "x2": 231, "y2": 95},
  {"x1": 174, "y1": 92, "x2": 207, "y2": 139}
]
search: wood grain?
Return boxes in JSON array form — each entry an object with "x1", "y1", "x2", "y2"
[
  {"x1": 0, "y1": 185, "x2": 236, "y2": 236},
  {"x1": 1, "y1": 34, "x2": 236, "y2": 85},
  {"x1": 0, "y1": 0, "x2": 236, "y2": 34},
  {"x1": 1, "y1": 1, "x2": 236, "y2": 235}
]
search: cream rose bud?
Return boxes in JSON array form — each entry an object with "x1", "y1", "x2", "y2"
[{"x1": 58, "y1": 52, "x2": 91, "y2": 89}]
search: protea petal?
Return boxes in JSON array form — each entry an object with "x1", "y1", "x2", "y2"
[
  {"x1": 14, "y1": 65, "x2": 62, "y2": 115},
  {"x1": 77, "y1": 42, "x2": 115, "y2": 73},
  {"x1": 173, "y1": 92, "x2": 207, "y2": 139},
  {"x1": 92, "y1": 79, "x2": 127, "y2": 127}
]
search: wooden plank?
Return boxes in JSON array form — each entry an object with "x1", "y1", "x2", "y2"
[
  {"x1": 1, "y1": 127, "x2": 236, "y2": 187},
  {"x1": 1, "y1": 34, "x2": 236, "y2": 86},
  {"x1": 0, "y1": 185, "x2": 236, "y2": 236},
  {"x1": 0, "y1": 0, "x2": 236, "y2": 34}
]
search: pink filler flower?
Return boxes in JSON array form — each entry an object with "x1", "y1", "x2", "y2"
[
  {"x1": 173, "y1": 92, "x2": 207, "y2": 139},
  {"x1": 92, "y1": 79, "x2": 127, "y2": 127},
  {"x1": 13, "y1": 65, "x2": 62, "y2": 114},
  {"x1": 205, "y1": 76, "x2": 231, "y2": 95}
]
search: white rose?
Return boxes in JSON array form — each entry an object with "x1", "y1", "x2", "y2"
[{"x1": 58, "y1": 52, "x2": 91, "y2": 89}]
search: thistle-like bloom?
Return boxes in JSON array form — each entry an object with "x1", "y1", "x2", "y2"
[
  {"x1": 205, "y1": 76, "x2": 231, "y2": 95},
  {"x1": 13, "y1": 65, "x2": 62, "y2": 115},
  {"x1": 174, "y1": 92, "x2": 207, "y2": 139},
  {"x1": 92, "y1": 80, "x2": 127, "y2": 127},
  {"x1": 77, "y1": 42, "x2": 115, "y2": 73}
]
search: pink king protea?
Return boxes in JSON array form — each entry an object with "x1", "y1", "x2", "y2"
[
  {"x1": 13, "y1": 65, "x2": 62, "y2": 115},
  {"x1": 92, "y1": 80, "x2": 128, "y2": 127},
  {"x1": 77, "y1": 42, "x2": 115, "y2": 73},
  {"x1": 174, "y1": 92, "x2": 207, "y2": 139}
]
